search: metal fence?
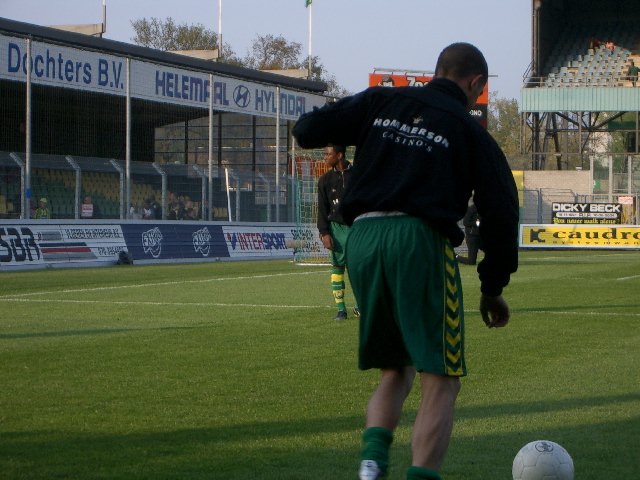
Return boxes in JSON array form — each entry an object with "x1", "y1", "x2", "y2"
[
  {"x1": 0, "y1": 152, "x2": 299, "y2": 223},
  {"x1": 4, "y1": 152, "x2": 640, "y2": 227}
]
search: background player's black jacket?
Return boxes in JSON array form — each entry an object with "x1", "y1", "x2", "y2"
[
  {"x1": 317, "y1": 165, "x2": 352, "y2": 236},
  {"x1": 293, "y1": 78, "x2": 518, "y2": 296}
]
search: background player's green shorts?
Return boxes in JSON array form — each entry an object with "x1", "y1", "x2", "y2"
[
  {"x1": 329, "y1": 221, "x2": 350, "y2": 267},
  {"x1": 346, "y1": 214, "x2": 466, "y2": 377}
]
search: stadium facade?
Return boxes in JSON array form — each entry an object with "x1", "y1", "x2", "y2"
[{"x1": 0, "y1": 16, "x2": 328, "y2": 222}]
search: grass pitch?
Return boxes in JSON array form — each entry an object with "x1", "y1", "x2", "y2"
[{"x1": 0, "y1": 251, "x2": 639, "y2": 479}]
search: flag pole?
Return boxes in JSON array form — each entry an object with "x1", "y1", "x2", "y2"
[
  {"x1": 218, "y1": 0, "x2": 223, "y2": 59},
  {"x1": 307, "y1": 0, "x2": 312, "y2": 78}
]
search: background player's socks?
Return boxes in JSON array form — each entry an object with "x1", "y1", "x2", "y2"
[{"x1": 331, "y1": 266, "x2": 346, "y2": 312}]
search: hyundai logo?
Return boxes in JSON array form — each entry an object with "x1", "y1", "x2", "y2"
[{"x1": 233, "y1": 85, "x2": 251, "y2": 108}]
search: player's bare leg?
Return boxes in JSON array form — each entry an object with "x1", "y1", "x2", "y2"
[
  {"x1": 411, "y1": 373, "x2": 461, "y2": 471},
  {"x1": 359, "y1": 367, "x2": 415, "y2": 479},
  {"x1": 366, "y1": 366, "x2": 416, "y2": 429}
]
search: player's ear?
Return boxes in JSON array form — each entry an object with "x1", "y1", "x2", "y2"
[{"x1": 465, "y1": 74, "x2": 485, "y2": 107}]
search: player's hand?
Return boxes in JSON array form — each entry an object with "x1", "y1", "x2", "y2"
[
  {"x1": 479, "y1": 293, "x2": 510, "y2": 328},
  {"x1": 320, "y1": 234, "x2": 333, "y2": 250}
]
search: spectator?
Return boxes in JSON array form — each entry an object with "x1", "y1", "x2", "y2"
[
  {"x1": 184, "y1": 199, "x2": 199, "y2": 220},
  {"x1": 80, "y1": 195, "x2": 101, "y2": 219},
  {"x1": 129, "y1": 203, "x2": 143, "y2": 220},
  {"x1": 167, "y1": 196, "x2": 185, "y2": 220},
  {"x1": 627, "y1": 61, "x2": 639, "y2": 87},
  {"x1": 142, "y1": 200, "x2": 154, "y2": 220},
  {"x1": 148, "y1": 195, "x2": 162, "y2": 219},
  {"x1": 33, "y1": 197, "x2": 51, "y2": 219},
  {"x1": 605, "y1": 40, "x2": 615, "y2": 53}
]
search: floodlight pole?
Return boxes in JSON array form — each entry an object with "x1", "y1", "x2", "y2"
[
  {"x1": 307, "y1": 1, "x2": 312, "y2": 76},
  {"x1": 102, "y1": 0, "x2": 106, "y2": 37},
  {"x1": 218, "y1": 0, "x2": 223, "y2": 59}
]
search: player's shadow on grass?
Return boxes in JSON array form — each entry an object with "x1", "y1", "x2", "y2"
[
  {"x1": 0, "y1": 325, "x2": 211, "y2": 340},
  {"x1": 2, "y1": 411, "x2": 638, "y2": 479},
  {"x1": 454, "y1": 392, "x2": 640, "y2": 420}
]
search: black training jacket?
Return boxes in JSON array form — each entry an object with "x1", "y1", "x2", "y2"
[
  {"x1": 317, "y1": 165, "x2": 353, "y2": 236},
  {"x1": 293, "y1": 78, "x2": 518, "y2": 296}
]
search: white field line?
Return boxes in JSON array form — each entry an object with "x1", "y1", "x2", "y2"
[
  {"x1": 520, "y1": 253, "x2": 637, "y2": 262},
  {"x1": 616, "y1": 274, "x2": 640, "y2": 281},
  {"x1": 0, "y1": 298, "x2": 332, "y2": 309},
  {"x1": 512, "y1": 309, "x2": 640, "y2": 317},
  {"x1": 1, "y1": 296, "x2": 640, "y2": 317},
  {"x1": 0, "y1": 270, "x2": 328, "y2": 299}
]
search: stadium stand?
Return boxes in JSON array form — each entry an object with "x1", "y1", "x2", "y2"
[{"x1": 540, "y1": 21, "x2": 640, "y2": 87}]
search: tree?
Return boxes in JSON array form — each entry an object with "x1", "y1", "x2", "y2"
[
  {"x1": 487, "y1": 93, "x2": 529, "y2": 170},
  {"x1": 131, "y1": 17, "x2": 239, "y2": 63},
  {"x1": 243, "y1": 34, "x2": 351, "y2": 97},
  {"x1": 131, "y1": 19, "x2": 348, "y2": 97},
  {"x1": 244, "y1": 34, "x2": 301, "y2": 70}
]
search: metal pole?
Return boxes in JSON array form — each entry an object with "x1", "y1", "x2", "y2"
[
  {"x1": 25, "y1": 39, "x2": 32, "y2": 219},
  {"x1": 102, "y1": 0, "x2": 107, "y2": 36},
  {"x1": 218, "y1": 0, "x2": 223, "y2": 59},
  {"x1": 275, "y1": 86, "x2": 281, "y2": 222},
  {"x1": 65, "y1": 156, "x2": 81, "y2": 219},
  {"x1": 608, "y1": 155, "x2": 613, "y2": 202},
  {"x1": 110, "y1": 159, "x2": 125, "y2": 217},
  {"x1": 125, "y1": 58, "x2": 131, "y2": 221},
  {"x1": 208, "y1": 73, "x2": 214, "y2": 221},
  {"x1": 235, "y1": 178, "x2": 241, "y2": 222},
  {"x1": 291, "y1": 139, "x2": 296, "y2": 224},
  {"x1": 225, "y1": 167, "x2": 232, "y2": 221},
  {"x1": 151, "y1": 162, "x2": 167, "y2": 220},
  {"x1": 628, "y1": 155, "x2": 633, "y2": 195},
  {"x1": 308, "y1": 2, "x2": 312, "y2": 76}
]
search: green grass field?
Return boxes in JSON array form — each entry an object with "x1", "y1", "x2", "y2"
[{"x1": 1, "y1": 250, "x2": 639, "y2": 479}]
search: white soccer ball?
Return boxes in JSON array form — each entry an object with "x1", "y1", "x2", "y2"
[{"x1": 512, "y1": 440, "x2": 574, "y2": 480}]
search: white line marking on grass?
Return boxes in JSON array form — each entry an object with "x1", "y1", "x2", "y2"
[
  {"x1": 616, "y1": 274, "x2": 640, "y2": 281},
  {"x1": 0, "y1": 270, "x2": 328, "y2": 299},
  {"x1": 0, "y1": 298, "x2": 333, "y2": 308},
  {"x1": 3, "y1": 297, "x2": 639, "y2": 317},
  {"x1": 508, "y1": 309, "x2": 640, "y2": 317}
]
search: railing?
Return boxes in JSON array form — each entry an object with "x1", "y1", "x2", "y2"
[{"x1": 0, "y1": 152, "x2": 300, "y2": 223}]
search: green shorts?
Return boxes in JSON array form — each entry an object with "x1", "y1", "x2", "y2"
[
  {"x1": 346, "y1": 214, "x2": 466, "y2": 377},
  {"x1": 329, "y1": 221, "x2": 350, "y2": 267}
]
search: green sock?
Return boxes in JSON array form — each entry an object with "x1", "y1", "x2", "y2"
[
  {"x1": 406, "y1": 466, "x2": 442, "y2": 480},
  {"x1": 361, "y1": 427, "x2": 393, "y2": 474}
]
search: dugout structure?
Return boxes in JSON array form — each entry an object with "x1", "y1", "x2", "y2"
[
  {"x1": 0, "y1": 17, "x2": 328, "y2": 222},
  {"x1": 523, "y1": 0, "x2": 640, "y2": 200}
]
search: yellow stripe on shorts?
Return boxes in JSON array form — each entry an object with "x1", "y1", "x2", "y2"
[{"x1": 444, "y1": 243, "x2": 464, "y2": 376}]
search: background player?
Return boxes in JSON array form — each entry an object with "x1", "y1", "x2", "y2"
[{"x1": 317, "y1": 144, "x2": 359, "y2": 321}]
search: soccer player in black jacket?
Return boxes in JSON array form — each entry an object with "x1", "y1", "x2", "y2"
[
  {"x1": 293, "y1": 43, "x2": 519, "y2": 480},
  {"x1": 317, "y1": 144, "x2": 359, "y2": 321}
]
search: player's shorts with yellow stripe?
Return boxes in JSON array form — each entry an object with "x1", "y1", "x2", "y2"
[{"x1": 346, "y1": 213, "x2": 466, "y2": 377}]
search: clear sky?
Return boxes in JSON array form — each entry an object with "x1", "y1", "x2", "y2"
[{"x1": 1, "y1": 0, "x2": 532, "y2": 100}]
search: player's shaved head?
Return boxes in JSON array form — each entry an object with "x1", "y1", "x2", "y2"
[{"x1": 435, "y1": 42, "x2": 488, "y2": 82}]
